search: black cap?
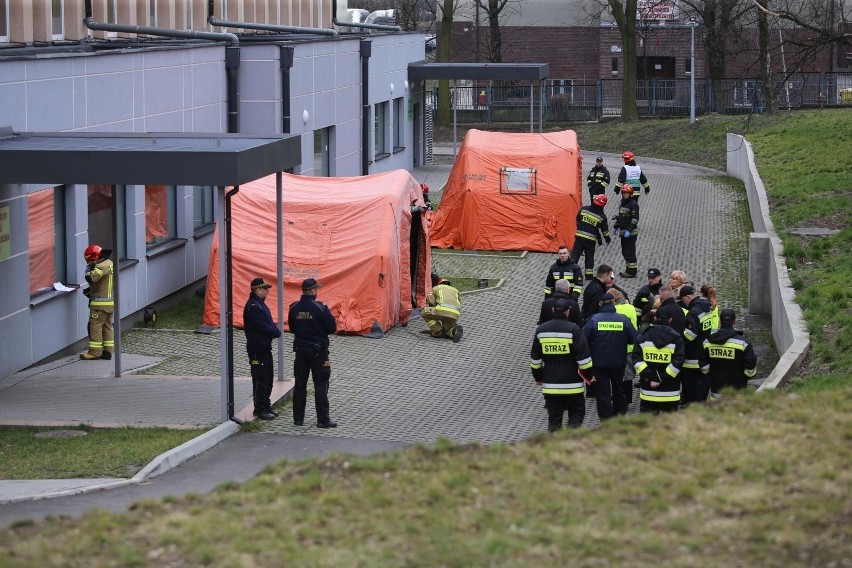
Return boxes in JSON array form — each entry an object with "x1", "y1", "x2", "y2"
[
  {"x1": 599, "y1": 293, "x2": 614, "y2": 304},
  {"x1": 647, "y1": 268, "x2": 661, "y2": 278},
  {"x1": 251, "y1": 278, "x2": 272, "y2": 290},
  {"x1": 595, "y1": 156, "x2": 603, "y2": 162},
  {"x1": 720, "y1": 308, "x2": 736, "y2": 322},
  {"x1": 553, "y1": 298, "x2": 572, "y2": 313},
  {"x1": 301, "y1": 278, "x2": 321, "y2": 292},
  {"x1": 678, "y1": 285, "x2": 696, "y2": 299}
]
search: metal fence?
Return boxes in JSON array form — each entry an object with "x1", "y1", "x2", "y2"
[{"x1": 428, "y1": 72, "x2": 852, "y2": 122}]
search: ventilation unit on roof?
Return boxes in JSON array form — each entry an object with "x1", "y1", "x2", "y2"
[{"x1": 365, "y1": 9, "x2": 396, "y2": 26}]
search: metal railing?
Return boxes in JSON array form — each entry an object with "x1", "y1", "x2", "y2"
[{"x1": 427, "y1": 72, "x2": 852, "y2": 122}]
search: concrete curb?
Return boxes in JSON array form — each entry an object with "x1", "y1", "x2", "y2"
[{"x1": 131, "y1": 421, "x2": 239, "y2": 481}]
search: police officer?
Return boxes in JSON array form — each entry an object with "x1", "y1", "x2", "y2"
[
  {"x1": 703, "y1": 309, "x2": 758, "y2": 399},
  {"x1": 243, "y1": 278, "x2": 282, "y2": 420},
  {"x1": 614, "y1": 150, "x2": 650, "y2": 203},
  {"x1": 633, "y1": 308, "x2": 685, "y2": 414},
  {"x1": 571, "y1": 194, "x2": 612, "y2": 282},
  {"x1": 679, "y1": 285, "x2": 714, "y2": 405},
  {"x1": 530, "y1": 298, "x2": 595, "y2": 431},
  {"x1": 614, "y1": 186, "x2": 640, "y2": 278},
  {"x1": 545, "y1": 245, "x2": 584, "y2": 299},
  {"x1": 586, "y1": 156, "x2": 611, "y2": 201},
  {"x1": 288, "y1": 278, "x2": 338, "y2": 428},
  {"x1": 582, "y1": 293, "x2": 638, "y2": 420},
  {"x1": 80, "y1": 244, "x2": 115, "y2": 360}
]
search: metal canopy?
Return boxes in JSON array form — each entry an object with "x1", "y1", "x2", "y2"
[
  {"x1": 0, "y1": 130, "x2": 301, "y2": 185},
  {"x1": 408, "y1": 61, "x2": 549, "y2": 81}
]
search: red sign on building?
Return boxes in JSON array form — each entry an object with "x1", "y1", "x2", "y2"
[{"x1": 638, "y1": 0, "x2": 678, "y2": 21}]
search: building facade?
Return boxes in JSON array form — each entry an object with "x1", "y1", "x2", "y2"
[{"x1": 0, "y1": 0, "x2": 428, "y2": 379}]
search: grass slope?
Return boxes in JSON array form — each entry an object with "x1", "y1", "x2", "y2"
[{"x1": 2, "y1": 388, "x2": 850, "y2": 566}]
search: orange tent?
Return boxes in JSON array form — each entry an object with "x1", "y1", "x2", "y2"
[
  {"x1": 430, "y1": 129, "x2": 583, "y2": 252},
  {"x1": 202, "y1": 170, "x2": 431, "y2": 335}
]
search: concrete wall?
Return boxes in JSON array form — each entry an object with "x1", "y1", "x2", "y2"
[{"x1": 727, "y1": 133, "x2": 810, "y2": 390}]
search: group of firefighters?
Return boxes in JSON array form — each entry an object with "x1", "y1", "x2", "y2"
[{"x1": 531, "y1": 152, "x2": 759, "y2": 430}]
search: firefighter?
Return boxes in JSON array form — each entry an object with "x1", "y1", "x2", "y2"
[
  {"x1": 544, "y1": 245, "x2": 583, "y2": 299},
  {"x1": 530, "y1": 297, "x2": 595, "y2": 431},
  {"x1": 703, "y1": 309, "x2": 758, "y2": 399},
  {"x1": 634, "y1": 268, "x2": 663, "y2": 321},
  {"x1": 582, "y1": 293, "x2": 638, "y2": 420},
  {"x1": 614, "y1": 185, "x2": 640, "y2": 278},
  {"x1": 677, "y1": 286, "x2": 715, "y2": 405},
  {"x1": 633, "y1": 308, "x2": 685, "y2": 414},
  {"x1": 614, "y1": 150, "x2": 650, "y2": 202},
  {"x1": 80, "y1": 244, "x2": 115, "y2": 361},
  {"x1": 586, "y1": 156, "x2": 611, "y2": 201},
  {"x1": 570, "y1": 194, "x2": 612, "y2": 281},
  {"x1": 422, "y1": 273, "x2": 463, "y2": 342}
]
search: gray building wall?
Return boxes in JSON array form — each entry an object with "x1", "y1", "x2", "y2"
[{"x1": 0, "y1": 33, "x2": 426, "y2": 379}]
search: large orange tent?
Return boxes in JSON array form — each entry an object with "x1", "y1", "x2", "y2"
[
  {"x1": 202, "y1": 170, "x2": 431, "y2": 335},
  {"x1": 430, "y1": 129, "x2": 583, "y2": 252}
]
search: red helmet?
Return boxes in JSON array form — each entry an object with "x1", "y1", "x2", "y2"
[
  {"x1": 84, "y1": 244, "x2": 103, "y2": 263},
  {"x1": 620, "y1": 185, "x2": 635, "y2": 196},
  {"x1": 622, "y1": 150, "x2": 634, "y2": 162},
  {"x1": 592, "y1": 194, "x2": 608, "y2": 207},
  {"x1": 419, "y1": 182, "x2": 429, "y2": 194}
]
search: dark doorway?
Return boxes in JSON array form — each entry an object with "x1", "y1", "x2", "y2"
[{"x1": 637, "y1": 56, "x2": 675, "y2": 79}]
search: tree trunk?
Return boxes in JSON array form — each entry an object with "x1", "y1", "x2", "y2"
[
  {"x1": 436, "y1": 0, "x2": 456, "y2": 127},
  {"x1": 756, "y1": 0, "x2": 777, "y2": 113},
  {"x1": 487, "y1": 0, "x2": 503, "y2": 63},
  {"x1": 609, "y1": 0, "x2": 639, "y2": 121}
]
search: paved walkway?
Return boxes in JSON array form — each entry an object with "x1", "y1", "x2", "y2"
[{"x1": 0, "y1": 149, "x2": 764, "y2": 524}]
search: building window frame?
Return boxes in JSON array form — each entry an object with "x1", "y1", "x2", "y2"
[
  {"x1": 193, "y1": 185, "x2": 215, "y2": 235},
  {"x1": 28, "y1": 186, "x2": 68, "y2": 297},
  {"x1": 392, "y1": 97, "x2": 404, "y2": 152},
  {"x1": 50, "y1": 0, "x2": 65, "y2": 40},
  {"x1": 87, "y1": 184, "x2": 128, "y2": 262},
  {"x1": 0, "y1": 0, "x2": 10, "y2": 43},
  {"x1": 374, "y1": 102, "x2": 389, "y2": 160},
  {"x1": 145, "y1": 185, "x2": 177, "y2": 250}
]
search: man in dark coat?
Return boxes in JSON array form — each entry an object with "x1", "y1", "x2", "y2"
[{"x1": 243, "y1": 278, "x2": 282, "y2": 420}]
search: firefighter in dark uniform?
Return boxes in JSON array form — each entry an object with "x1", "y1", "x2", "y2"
[
  {"x1": 679, "y1": 286, "x2": 714, "y2": 405},
  {"x1": 614, "y1": 150, "x2": 650, "y2": 203},
  {"x1": 243, "y1": 278, "x2": 282, "y2": 420},
  {"x1": 614, "y1": 185, "x2": 640, "y2": 278},
  {"x1": 634, "y1": 268, "x2": 663, "y2": 321},
  {"x1": 570, "y1": 194, "x2": 612, "y2": 282},
  {"x1": 586, "y1": 156, "x2": 611, "y2": 201},
  {"x1": 538, "y1": 279, "x2": 582, "y2": 326},
  {"x1": 288, "y1": 278, "x2": 338, "y2": 428},
  {"x1": 581, "y1": 263, "x2": 614, "y2": 322},
  {"x1": 80, "y1": 244, "x2": 115, "y2": 360},
  {"x1": 703, "y1": 309, "x2": 758, "y2": 399},
  {"x1": 633, "y1": 306, "x2": 685, "y2": 414},
  {"x1": 530, "y1": 297, "x2": 595, "y2": 431},
  {"x1": 582, "y1": 293, "x2": 639, "y2": 420},
  {"x1": 544, "y1": 245, "x2": 583, "y2": 299}
]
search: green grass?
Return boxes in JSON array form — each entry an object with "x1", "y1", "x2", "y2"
[
  {"x1": 2, "y1": 387, "x2": 850, "y2": 566},
  {"x1": 134, "y1": 293, "x2": 206, "y2": 330},
  {"x1": 0, "y1": 426, "x2": 207, "y2": 479}
]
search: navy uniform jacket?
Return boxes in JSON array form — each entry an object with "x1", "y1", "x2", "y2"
[
  {"x1": 582, "y1": 304, "x2": 639, "y2": 369},
  {"x1": 288, "y1": 294, "x2": 337, "y2": 349},
  {"x1": 538, "y1": 291, "x2": 582, "y2": 326},
  {"x1": 530, "y1": 314, "x2": 594, "y2": 395},
  {"x1": 243, "y1": 293, "x2": 282, "y2": 353},
  {"x1": 703, "y1": 328, "x2": 757, "y2": 389},
  {"x1": 633, "y1": 323, "x2": 685, "y2": 404}
]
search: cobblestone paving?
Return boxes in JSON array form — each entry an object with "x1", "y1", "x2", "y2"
[{"x1": 121, "y1": 155, "x2": 769, "y2": 443}]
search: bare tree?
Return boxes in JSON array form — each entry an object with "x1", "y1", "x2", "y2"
[
  {"x1": 436, "y1": 0, "x2": 459, "y2": 126},
  {"x1": 607, "y1": 0, "x2": 640, "y2": 121},
  {"x1": 474, "y1": 0, "x2": 510, "y2": 62}
]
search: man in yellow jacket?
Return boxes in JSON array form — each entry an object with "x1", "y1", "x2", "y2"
[
  {"x1": 422, "y1": 273, "x2": 463, "y2": 342},
  {"x1": 80, "y1": 244, "x2": 115, "y2": 360}
]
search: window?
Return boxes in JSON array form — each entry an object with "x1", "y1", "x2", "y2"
[
  {"x1": 393, "y1": 98, "x2": 404, "y2": 150},
  {"x1": 374, "y1": 102, "x2": 388, "y2": 158},
  {"x1": 28, "y1": 187, "x2": 66, "y2": 295},
  {"x1": 313, "y1": 128, "x2": 330, "y2": 176},
  {"x1": 0, "y1": 0, "x2": 9, "y2": 43},
  {"x1": 87, "y1": 184, "x2": 128, "y2": 260},
  {"x1": 149, "y1": 0, "x2": 157, "y2": 26},
  {"x1": 685, "y1": 57, "x2": 692, "y2": 75},
  {"x1": 50, "y1": 0, "x2": 65, "y2": 40},
  {"x1": 193, "y1": 186, "x2": 215, "y2": 231},
  {"x1": 145, "y1": 185, "x2": 176, "y2": 248},
  {"x1": 611, "y1": 58, "x2": 618, "y2": 74}
]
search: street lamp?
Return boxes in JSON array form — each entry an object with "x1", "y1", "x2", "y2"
[{"x1": 690, "y1": 17, "x2": 696, "y2": 124}]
